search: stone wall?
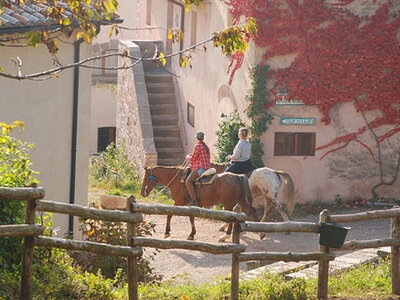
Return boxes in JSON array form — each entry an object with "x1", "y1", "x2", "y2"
[{"x1": 117, "y1": 40, "x2": 157, "y2": 178}]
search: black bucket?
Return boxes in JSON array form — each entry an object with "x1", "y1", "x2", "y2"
[{"x1": 319, "y1": 223, "x2": 350, "y2": 248}]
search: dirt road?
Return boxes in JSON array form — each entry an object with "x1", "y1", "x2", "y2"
[{"x1": 142, "y1": 207, "x2": 391, "y2": 285}]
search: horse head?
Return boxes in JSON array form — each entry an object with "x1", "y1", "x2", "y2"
[{"x1": 140, "y1": 167, "x2": 158, "y2": 197}]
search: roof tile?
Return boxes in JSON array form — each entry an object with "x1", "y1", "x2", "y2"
[{"x1": 0, "y1": 1, "x2": 120, "y2": 32}]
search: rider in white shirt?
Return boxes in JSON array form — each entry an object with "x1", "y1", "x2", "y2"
[{"x1": 225, "y1": 127, "x2": 256, "y2": 174}]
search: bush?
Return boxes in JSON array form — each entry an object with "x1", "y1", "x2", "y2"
[
  {"x1": 89, "y1": 142, "x2": 141, "y2": 193},
  {"x1": 215, "y1": 111, "x2": 245, "y2": 163},
  {"x1": 0, "y1": 121, "x2": 38, "y2": 270},
  {"x1": 0, "y1": 248, "x2": 128, "y2": 300},
  {"x1": 72, "y1": 202, "x2": 162, "y2": 284}
]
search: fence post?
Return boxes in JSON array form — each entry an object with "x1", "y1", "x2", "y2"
[
  {"x1": 391, "y1": 208, "x2": 400, "y2": 295},
  {"x1": 126, "y1": 195, "x2": 138, "y2": 300},
  {"x1": 20, "y1": 198, "x2": 37, "y2": 300},
  {"x1": 317, "y1": 209, "x2": 330, "y2": 300},
  {"x1": 231, "y1": 221, "x2": 240, "y2": 300}
]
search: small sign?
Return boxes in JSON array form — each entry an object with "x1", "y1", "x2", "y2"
[
  {"x1": 280, "y1": 118, "x2": 315, "y2": 125},
  {"x1": 275, "y1": 92, "x2": 304, "y2": 106}
]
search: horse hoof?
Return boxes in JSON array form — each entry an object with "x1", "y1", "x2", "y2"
[
  {"x1": 218, "y1": 224, "x2": 226, "y2": 232},
  {"x1": 164, "y1": 234, "x2": 170, "y2": 239},
  {"x1": 259, "y1": 233, "x2": 265, "y2": 240},
  {"x1": 219, "y1": 234, "x2": 230, "y2": 242},
  {"x1": 187, "y1": 235, "x2": 194, "y2": 240}
]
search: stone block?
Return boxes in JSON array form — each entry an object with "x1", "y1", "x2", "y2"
[
  {"x1": 143, "y1": 138, "x2": 157, "y2": 152},
  {"x1": 140, "y1": 122, "x2": 155, "y2": 139}
]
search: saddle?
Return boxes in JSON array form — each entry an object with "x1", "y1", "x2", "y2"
[
  {"x1": 180, "y1": 168, "x2": 217, "y2": 185},
  {"x1": 181, "y1": 168, "x2": 217, "y2": 205}
]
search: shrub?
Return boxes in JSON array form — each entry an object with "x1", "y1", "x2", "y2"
[
  {"x1": 0, "y1": 121, "x2": 38, "y2": 270},
  {"x1": 0, "y1": 248, "x2": 128, "y2": 300},
  {"x1": 89, "y1": 142, "x2": 141, "y2": 193},
  {"x1": 73, "y1": 202, "x2": 162, "y2": 284},
  {"x1": 215, "y1": 111, "x2": 245, "y2": 163}
]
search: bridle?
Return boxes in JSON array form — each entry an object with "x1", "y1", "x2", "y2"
[
  {"x1": 141, "y1": 158, "x2": 190, "y2": 197},
  {"x1": 141, "y1": 168, "x2": 158, "y2": 196}
]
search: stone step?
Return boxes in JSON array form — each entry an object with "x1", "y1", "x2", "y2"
[
  {"x1": 157, "y1": 158, "x2": 185, "y2": 166},
  {"x1": 146, "y1": 84, "x2": 175, "y2": 95},
  {"x1": 241, "y1": 261, "x2": 317, "y2": 281},
  {"x1": 153, "y1": 127, "x2": 181, "y2": 138},
  {"x1": 150, "y1": 104, "x2": 177, "y2": 116},
  {"x1": 148, "y1": 94, "x2": 176, "y2": 105},
  {"x1": 154, "y1": 137, "x2": 183, "y2": 148},
  {"x1": 152, "y1": 115, "x2": 178, "y2": 127},
  {"x1": 286, "y1": 247, "x2": 389, "y2": 280},
  {"x1": 157, "y1": 148, "x2": 185, "y2": 160},
  {"x1": 145, "y1": 74, "x2": 173, "y2": 84}
]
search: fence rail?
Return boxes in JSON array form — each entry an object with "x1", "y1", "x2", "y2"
[
  {"x1": 0, "y1": 224, "x2": 44, "y2": 237},
  {"x1": 1, "y1": 187, "x2": 400, "y2": 300},
  {"x1": 132, "y1": 202, "x2": 248, "y2": 222}
]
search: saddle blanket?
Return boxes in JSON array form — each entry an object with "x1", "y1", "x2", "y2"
[{"x1": 180, "y1": 174, "x2": 218, "y2": 185}]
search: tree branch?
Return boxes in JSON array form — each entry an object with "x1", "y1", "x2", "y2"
[{"x1": 371, "y1": 149, "x2": 400, "y2": 199}]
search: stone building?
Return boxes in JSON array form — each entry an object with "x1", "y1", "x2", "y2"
[{"x1": 117, "y1": 0, "x2": 400, "y2": 204}]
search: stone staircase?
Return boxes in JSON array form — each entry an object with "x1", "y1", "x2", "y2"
[{"x1": 135, "y1": 41, "x2": 185, "y2": 166}]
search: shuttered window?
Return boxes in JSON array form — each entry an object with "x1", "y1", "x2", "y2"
[{"x1": 274, "y1": 132, "x2": 315, "y2": 156}]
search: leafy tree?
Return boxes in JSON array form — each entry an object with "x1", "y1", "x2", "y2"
[{"x1": 0, "y1": 121, "x2": 38, "y2": 269}]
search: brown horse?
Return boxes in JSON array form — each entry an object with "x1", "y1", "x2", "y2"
[
  {"x1": 212, "y1": 163, "x2": 295, "y2": 239},
  {"x1": 140, "y1": 166, "x2": 257, "y2": 241}
]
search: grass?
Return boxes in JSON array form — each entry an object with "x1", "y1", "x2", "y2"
[{"x1": 136, "y1": 258, "x2": 398, "y2": 299}]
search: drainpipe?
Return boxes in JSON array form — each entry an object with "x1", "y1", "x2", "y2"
[{"x1": 68, "y1": 25, "x2": 101, "y2": 237}]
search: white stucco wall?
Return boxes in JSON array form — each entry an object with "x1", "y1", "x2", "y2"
[
  {"x1": 90, "y1": 84, "x2": 117, "y2": 153},
  {"x1": 0, "y1": 37, "x2": 91, "y2": 237},
  {"x1": 89, "y1": 0, "x2": 140, "y2": 153}
]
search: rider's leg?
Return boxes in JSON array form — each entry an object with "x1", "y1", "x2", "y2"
[
  {"x1": 225, "y1": 162, "x2": 238, "y2": 173},
  {"x1": 185, "y1": 170, "x2": 199, "y2": 205}
]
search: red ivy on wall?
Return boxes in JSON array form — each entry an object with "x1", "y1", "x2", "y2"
[{"x1": 225, "y1": 0, "x2": 400, "y2": 159}]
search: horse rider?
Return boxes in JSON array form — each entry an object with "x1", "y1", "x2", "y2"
[
  {"x1": 225, "y1": 127, "x2": 256, "y2": 174},
  {"x1": 186, "y1": 131, "x2": 211, "y2": 206}
]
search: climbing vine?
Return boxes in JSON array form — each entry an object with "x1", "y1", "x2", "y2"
[
  {"x1": 215, "y1": 111, "x2": 245, "y2": 163},
  {"x1": 245, "y1": 64, "x2": 274, "y2": 167},
  {"x1": 225, "y1": 0, "x2": 400, "y2": 160}
]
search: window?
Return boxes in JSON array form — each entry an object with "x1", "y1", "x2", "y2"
[
  {"x1": 274, "y1": 132, "x2": 315, "y2": 156},
  {"x1": 98, "y1": 127, "x2": 116, "y2": 152},
  {"x1": 191, "y1": 11, "x2": 197, "y2": 46},
  {"x1": 92, "y1": 48, "x2": 118, "y2": 82},
  {"x1": 187, "y1": 102, "x2": 194, "y2": 127},
  {"x1": 146, "y1": 0, "x2": 152, "y2": 25}
]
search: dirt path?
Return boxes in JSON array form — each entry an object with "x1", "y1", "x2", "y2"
[{"x1": 141, "y1": 205, "x2": 391, "y2": 285}]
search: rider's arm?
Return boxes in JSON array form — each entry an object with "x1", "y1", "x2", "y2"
[
  {"x1": 188, "y1": 144, "x2": 200, "y2": 162},
  {"x1": 230, "y1": 142, "x2": 242, "y2": 161}
]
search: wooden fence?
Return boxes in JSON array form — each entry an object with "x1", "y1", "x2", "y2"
[{"x1": 1, "y1": 187, "x2": 400, "y2": 300}]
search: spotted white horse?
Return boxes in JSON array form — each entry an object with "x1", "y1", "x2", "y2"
[{"x1": 213, "y1": 164, "x2": 295, "y2": 240}]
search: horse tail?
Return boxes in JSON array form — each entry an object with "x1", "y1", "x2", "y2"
[
  {"x1": 239, "y1": 175, "x2": 253, "y2": 208},
  {"x1": 275, "y1": 170, "x2": 295, "y2": 216}
]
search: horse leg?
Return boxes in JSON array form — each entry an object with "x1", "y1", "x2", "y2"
[
  {"x1": 259, "y1": 198, "x2": 273, "y2": 240},
  {"x1": 164, "y1": 215, "x2": 172, "y2": 238},
  {"x1": 218, "y1": 222, "x2": 229, "y2": 232},
  {"x1": 271, "y1": 195, "x2": 289, "y2": 222},
  {"x1": 219, "y1": 222, "x2": 233, "y2": 242},
  {"x1": 187, "y1": 216, "x2": 196, "y2": 240}
]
